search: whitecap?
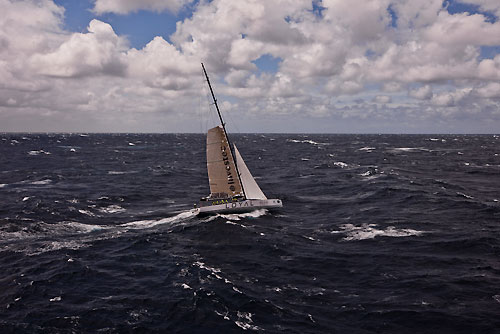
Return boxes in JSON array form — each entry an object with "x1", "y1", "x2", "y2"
[
  {"x1": 337, "y1": 223, "x2": 424, "y2": 241},
  {"x1": 22, "y1": 197, "x2": 30, "y2": 201},
  {"x1": 28, "y1": 150, "x2": 51, "y2": 156},
  {"x1": 27, "y1": 240, "x2": 86, "y2": 256},
  {"x1": 78, "y1": 209, "x2": 95, "y2": 217},
  {"x1": 457, "y1": 192, "x2": 474, "y2": 199},
  {"x1": 120, "y1": 210, "x2": 197, "y2": 229},
  {"x1": 49, "y1": 296, "x2": 61, "y2": 302},
  {"x1": 220, "y1": 209, "x2": 267, "y2": 221},
  {"x1": 0, "y1": 184, "x2": 7, "y2": 188},
  {"x1": 389, "y1": 147, "x2": 431, "y2": 153},
  {"x1": 65, "y1": 221, "x2": 106, "y2": 233},
  {"x1": 358, "y1": 147, "x2": 376, "y2": 151},
  {"x1": 108, "y1": 171, "x2": 138, "y2": 175},
  {"x1": 31, "y1": 179, "x2": 52, "y2": 185},
  {"x1": 333, "y1": 161, "x2": 349, "y2": 168},
  {"x1": 194, "y1": 261, "x2": 222, "y2": 275},
  {"x1": 99, "y1": 205, "x2": 126, "y2": 214},
  {"x1": 215, "y1": 310, "x2": 230, "y2": 320},
  {"x1": 128, "y1": 142, "x2": 135, "y2": 146},
  {"x1": 235, "y1": 312, "x2": 260, "y2": 331},
  {"x1": 287, "y1": 139, "x2": 329, "y2": 146}
]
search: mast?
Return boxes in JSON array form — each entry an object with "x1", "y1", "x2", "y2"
[{"x1": 201, "y1": 63, "x2": 246, "y2": 199}]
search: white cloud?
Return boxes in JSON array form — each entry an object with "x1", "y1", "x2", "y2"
[
  {"x1": 1, "y1": 0, "x2": 500, "y2": 132},
  {"x1": 373, "y1": 95, "x2": 392, "y2": 104},
  {"x1": 410, "y1": 85, "x2": 433, "y2": 100},
  {"x1": 92, "y1": 0, "x2": 192, "y2": 15},
  {"x1": 431, "y1": 88, "x2": 473, "y2": 107},
  {"x1": 31, "y1": 20, "x2": 128, "y2": 78},
  {"x1": 127, "y1": 36, "x2": 199, "y2": 90},
  {"x1": 476, "y1": 82, "x2": 500, "y2": 98},
  {"x1": 423, "y1": 11, "x2": 500, "y2": 46}
]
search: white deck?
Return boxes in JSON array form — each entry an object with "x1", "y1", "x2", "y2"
[{"x1": 196, "y1": 199, "x2": 282, "y2": 215}]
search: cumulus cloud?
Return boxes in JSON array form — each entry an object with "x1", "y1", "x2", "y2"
[
  {"x1": 92, "y1": 0, "x2": 193, "y2": 15},
  {"x1": 1, "y1": 0, "x2": 500, "y2": 132},
  {"x1": 31, "y1": 20, "x2": 128, "y2": 78},
  {"x1": 373, "y1": 95, "x2": 392, "y2": 104},
  {"x1": 431, "y1": 88, "x2": 473, "y2": 107},
  {"x1": 127, "y1": 36, "x2": 199, "y2": 90},
  {"x1": 410, "y1": 85, "x2": 433, "y2": 100}
]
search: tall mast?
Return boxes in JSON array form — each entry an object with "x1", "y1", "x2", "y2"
[{"x1": 201, "y1": 63, "x2": 246, "y2": 199}]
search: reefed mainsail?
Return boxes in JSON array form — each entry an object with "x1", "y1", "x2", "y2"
[
  {"x1": 206, "y1": 126, "x2": 243, "y2": 198},
  {"x1": 234, "y1": 144, "x2": 267, "y2": 200}
]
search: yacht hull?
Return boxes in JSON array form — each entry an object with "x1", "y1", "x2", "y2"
[{"x1": 196, "y1": 199, "x2": 282, "y2": 215}]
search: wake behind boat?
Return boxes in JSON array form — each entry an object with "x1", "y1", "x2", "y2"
[{"x1": 194, "y1": 64, "x2": 282, "y2": 215}]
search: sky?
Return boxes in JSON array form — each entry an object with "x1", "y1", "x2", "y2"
[{"x1": 1, "y1": 0, "x2": 500, "y2": 133}]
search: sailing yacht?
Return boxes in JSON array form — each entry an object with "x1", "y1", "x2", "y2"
[{"x1": 195, "y1": 64, "x2": 283, "y2": 215}]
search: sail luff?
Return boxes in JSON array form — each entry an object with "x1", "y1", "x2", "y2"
[
  {"x1": 233, "y1": 145, "x2": 267, "y2": 200},
  {"x1": 201, "y1": 63, "x2": 246, "y2": 198}
]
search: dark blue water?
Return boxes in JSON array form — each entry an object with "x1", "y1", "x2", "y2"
[{"x1": 1, "y1": 133, "x2": 499, "y2": 333}]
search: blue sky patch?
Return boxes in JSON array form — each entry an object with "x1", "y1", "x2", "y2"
[
  {"x1": 252, "y1": 54, "x2": 282, "y2": 74},
  {"x1": 387, "y1": 4, "x2": 397, "y2": 28},
  {"x1": 480, "y1": 45, "x2": 500, "y2": 59},
  {"x1": 444, "y1": 0, "x2": 498, "y2": 23},
  {"x1": 311, "y1": 0, "x2": 326, "y2": 18},
  {"x1": 54, "y1": 0, "x2": 188, "y2": 49}
]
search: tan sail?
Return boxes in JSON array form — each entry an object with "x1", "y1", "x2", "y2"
[
  {"x1": 206, "y1": 126, "x2": 243, "y2": 198},
  {"x1": 234, "y1": 144, "x2": 267, "y2": 200}
]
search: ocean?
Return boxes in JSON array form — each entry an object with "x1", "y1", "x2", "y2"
[{"x1": 1, "y1": 133, "x2": 499, "y2": 333}]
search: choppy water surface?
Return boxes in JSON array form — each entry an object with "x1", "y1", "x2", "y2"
[{"x1": 1, "y1": 133, "x2": 499, "y2": 333}]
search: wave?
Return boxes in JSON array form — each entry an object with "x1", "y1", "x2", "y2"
[
  {"x1": 333, "y1": 161, "x2": 349, "y2": 168},
  {"x1": 287, "y1": 139, "x2": 329, "y2": 146},
  {"x1": 219, "y1": 209, "x2": 268, "y2": 221},
  {"x1": 78, "y1": 209, "x2": 96, "y2": 217},
  {"x1": 107, "y1": 171, "x2": 139, "y2": 175},
  {"x1": 120, "y1": 210, "x2": 199, "y2": 230},
  {"x1": 333, "y1": 223, "x2": 424, "y2": 241},
  {"x1": 98, "y1": 205, "x2": 126, "y2": 214},
  {"x1": 28, "y1": 150, "x2": 51, "y2": 155},
  {"x1": 388, "y1": 147, "x2": 432, "y2": 153},
  {"x1": 30, "y1": 179, "x2": 52, "y2": 185}
]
